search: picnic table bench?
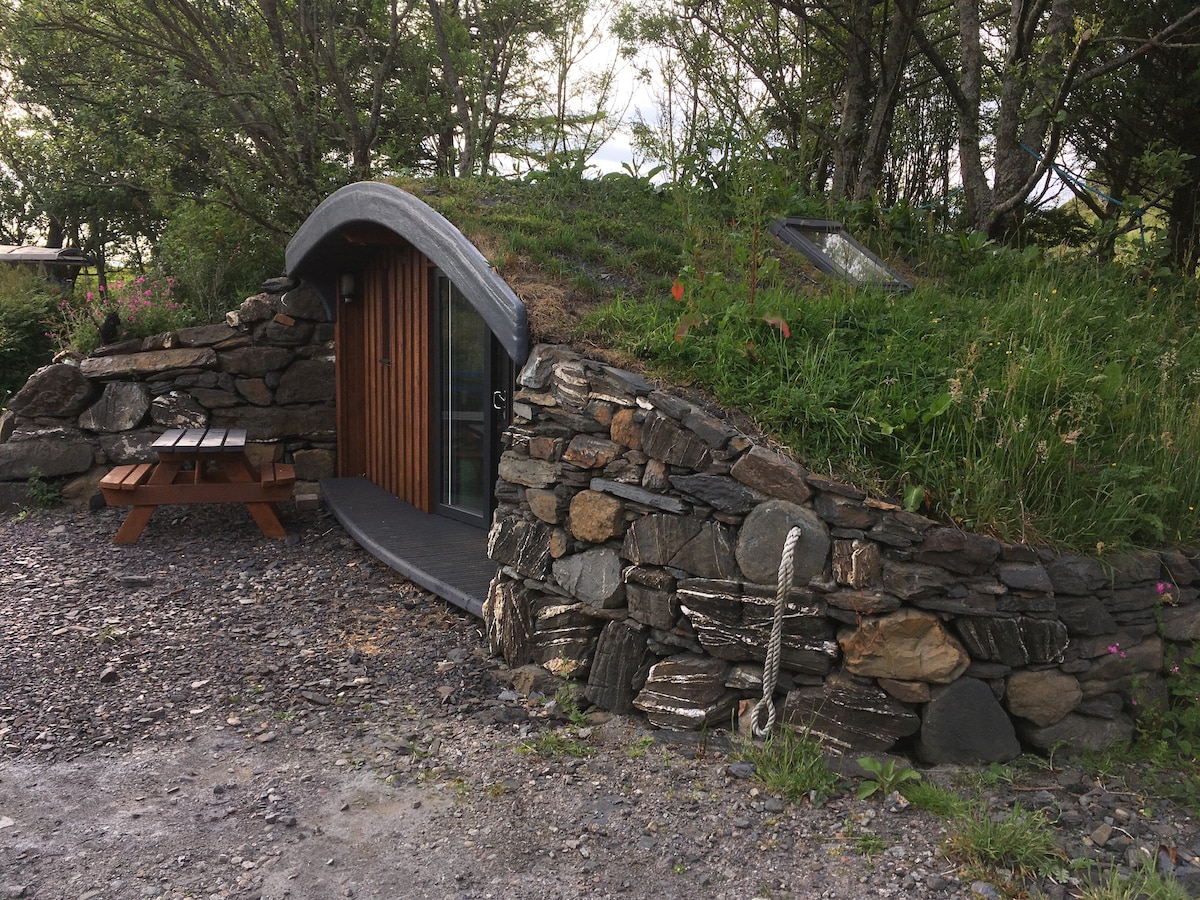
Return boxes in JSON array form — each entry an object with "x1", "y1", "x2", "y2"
[{"x1": 100, "y1": 427, "x2": 295, "y2": 543}]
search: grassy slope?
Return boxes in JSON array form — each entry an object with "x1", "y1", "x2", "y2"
[{"x1": 397, "y1": 175, "x2": 1200, "y2": 553}]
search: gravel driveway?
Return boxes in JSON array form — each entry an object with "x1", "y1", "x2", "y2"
[{"x1": 2, "y1": 502, "x2": 1197, "y2": 900}]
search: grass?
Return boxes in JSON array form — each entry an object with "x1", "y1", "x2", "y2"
[
  {"x1": 399, "y1": 175, "x2": 1200, "y2": 552},
  {"x1": 736, "y1": 726, "x2": 841, "y2": 803},
  {"x1": 940, "y1": 802, "x2": 1065, "y2": 882},
  {"x1": 1074, "y1": 859, "x2": 1191, "y2": 900},
  {"x1": 517, "y1": 728, "x2": 594, "y2": 758},
  {"x1": 587, "y1": 252, "x2": 1200, "y2": 551}
]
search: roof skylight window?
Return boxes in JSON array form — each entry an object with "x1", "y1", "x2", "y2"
[{"x1": 769, "y1": 217, "x2": 911, "y2": 292}]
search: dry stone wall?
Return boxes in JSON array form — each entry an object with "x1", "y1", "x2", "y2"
[
  {"x1": 485, "y1": 344, "x2": 1200, "y2": 764},
  {"x1": 0, "y1": 277, "x2": 336, "y2": 509}
]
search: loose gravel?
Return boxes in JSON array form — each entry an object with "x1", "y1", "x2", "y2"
[{"x1": 2, "y1": 502, "x2": 1199, "y2": 900}]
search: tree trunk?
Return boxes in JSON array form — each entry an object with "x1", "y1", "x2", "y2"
[
  {"x1": 954, "y1": 0, "x2": 993, "y2": 230},
  {"x1": 854, "y1": 0, "x2": 917, "y2": 201},
  {"x1": 831, "y1": 0, "x2": 873, "y2": 200}
]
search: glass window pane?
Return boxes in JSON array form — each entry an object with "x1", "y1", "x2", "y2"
[{"x1": 440, "y1": 279, "x2": 487, "y2": 517}]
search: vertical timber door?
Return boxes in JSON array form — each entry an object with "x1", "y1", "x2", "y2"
[{"x1": 335, "y1": 243, "x2": 434, "y2": 513}]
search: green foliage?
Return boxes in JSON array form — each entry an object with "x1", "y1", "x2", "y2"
[
  {"x1": 517, "y1": 728, "x2": 594, "y2": 758},
  {"x1": 50, "y1": 272, "x2": 194, "y2": 355},
  {"x1": 941, "y1": 802, "x2": 1065, "y2": 881},
  {"x1": 587, "y1": 223, "x2": 1200, "y2": 551},
  {"x1": 156, "y1": 202, "x2": 284, "y2": 323},
  {"x1": 1074, "y1": 858, "x2": 1191, "y2": 900},
  {"x1": 847, "y1": 825, "x2": 887, "y2": 858},
  {"x1": 855, "y1": 756, "x2": 922, "y2": 800},
  {"x1": 25, "y1": 468, "x2": 63, "y2": 508},
  {"x1": 899, "y1": 780, "x2": 970, "y2": 818},
  {"x1": 737, "y1": 727, "x2": 841, "y2": 803},
  {"x1": 0, "y1": 267, "x2": 57, "y2": 401}
]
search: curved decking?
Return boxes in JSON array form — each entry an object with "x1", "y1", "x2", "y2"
[{"x1": 320, "y1": 477, "x2": 494, "y2": 617}]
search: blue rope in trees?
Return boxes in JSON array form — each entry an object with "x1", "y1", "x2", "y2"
[{"x1": 1020, "y1": 142, "x2": 1147, "y2": 246}]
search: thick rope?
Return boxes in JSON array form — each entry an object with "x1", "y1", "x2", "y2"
[{"x1": 751, "y1": 525, "x2": 804, "y2": 739}]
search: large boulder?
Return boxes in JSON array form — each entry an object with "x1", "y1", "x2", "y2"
[
  {"x1": 7, "y1": 364, "x2": 94, "y2": 418},
  {"x1": 736, "y1": 500, "x2": 830, "y2": 585},
  {"x1": 917, "y1": 677, "x2": 1021, "y2": 764}
]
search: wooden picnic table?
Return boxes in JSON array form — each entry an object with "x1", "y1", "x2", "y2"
[{"x1": 100, "y1": 427, "x2": 295, "y2": 544}]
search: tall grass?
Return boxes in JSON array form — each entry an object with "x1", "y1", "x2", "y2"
[
  {"x1": 588, "y1": 242, "x2": 1200, "y2": 551},
  {"x1": 406, "y1": 176, "x2": 1198, "y2": 551}
]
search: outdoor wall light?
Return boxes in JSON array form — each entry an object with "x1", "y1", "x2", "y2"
[{"x1": 339, "y1": 272, "x2": 356, "y2": 303}]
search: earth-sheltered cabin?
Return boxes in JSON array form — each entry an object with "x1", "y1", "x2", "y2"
[{"x1": 286, "y1": 182, "x2": 530, "y2": 616}]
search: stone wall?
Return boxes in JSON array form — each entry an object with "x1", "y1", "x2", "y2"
[
  {"x1": 0, "y1": 277, "x2": 336, "y2": 509},
  {"x1": 484, "y1": 344, "x2": 1200, "y2": 764}
]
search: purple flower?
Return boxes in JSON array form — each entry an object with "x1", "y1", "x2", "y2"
[{"x1": 1157, "y1": 582, "x2": 1174, "y2": 595}]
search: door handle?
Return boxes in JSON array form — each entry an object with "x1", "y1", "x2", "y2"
[{"x1": 492, "y1": 391, "x2": 507, "y2": 411}]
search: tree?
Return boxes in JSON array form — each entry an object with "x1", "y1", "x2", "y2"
[
  {"x1": 425, "y1": 0, "x2": 566, "y2": 176},
  {"x1": 910, "y1": 0, "x2": 1200, "y2": 240},
  {"x1": 0, "y1": 0, "x2": 435, "y2": 233}
]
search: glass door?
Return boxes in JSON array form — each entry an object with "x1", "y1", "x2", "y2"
[{"x1": 437, "y1": 275, "x2": 489, "y2": 524}]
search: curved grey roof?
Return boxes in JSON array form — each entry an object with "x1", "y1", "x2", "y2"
[{"x1": 286, "y1": 182, "x2": 529, "y2": 363}]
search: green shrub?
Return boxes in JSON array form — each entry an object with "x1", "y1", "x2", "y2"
[
  {"x1": 51, "y1": 272, "x2": 195, "y2": 355},
  {"x1": 156, "y1": 201, "x2": 284, "y2": 324},
  {"x1": 0, "y1": 267, "x2": 57, "y2": 402}
]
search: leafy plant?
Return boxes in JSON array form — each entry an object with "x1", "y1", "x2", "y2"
[
  {"x1": 26, "y1": 468, "x2": 63, "y2": 507},
  {"x1": 0, "y1": 266, "x2": 57, "y2": 401},
  {"x1": 51, "y1": 272, "x2": 193, "y2": 355},
  {"x1": 856, "y1": 756, "x2": 922, "y2": 800}
]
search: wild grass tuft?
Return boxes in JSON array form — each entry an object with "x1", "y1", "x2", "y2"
[
  {"x1": 1074, "y1": 859, "x2": 1191, "y2": 900},
  {"x1": 941, "y1": 802, "x2": 1065, "y2": 880},
  {"x1": 737, "y1": 726, "x2": 841, "y2": 803}
]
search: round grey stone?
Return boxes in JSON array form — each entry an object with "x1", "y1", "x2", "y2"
[{"x1": 735, "y1": 499, "x2": 830, "y2": 585}]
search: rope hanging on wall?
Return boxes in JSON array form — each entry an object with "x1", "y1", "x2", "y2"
[{"x1": 751, "y1": 525, "x2": 804, "y2": 739}]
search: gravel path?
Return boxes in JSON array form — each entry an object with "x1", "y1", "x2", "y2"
[{"x1": 2, "y1": 502, "x2": 1198, "y2": 900}]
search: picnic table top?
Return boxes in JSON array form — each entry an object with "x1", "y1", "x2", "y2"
[{"x1": 151, "y1": 427, "x2": 248, "y2": 453}]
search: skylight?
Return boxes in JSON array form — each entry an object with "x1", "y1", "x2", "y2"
[{"x1": 769, "y1": 217, "x2": 911, "y2": 292}]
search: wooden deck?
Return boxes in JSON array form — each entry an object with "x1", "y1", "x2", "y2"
[{"x1": 320, "y1": 477, "x2": 494, "y2": 617}]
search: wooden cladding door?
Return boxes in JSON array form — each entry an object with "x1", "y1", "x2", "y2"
[{"x1": 335, "y1": 244, "x2": 434, "y2": 512}]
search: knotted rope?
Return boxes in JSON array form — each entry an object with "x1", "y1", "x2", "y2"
[{"x1": 751, "y1": 525, "x2": 804, "y2": 739}]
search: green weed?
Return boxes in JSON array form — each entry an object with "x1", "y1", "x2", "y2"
[
  {"x1": 1074, "y1": 858, "x2": 1190, "y2": 900},
  {"x1": 900, "y1": 780, "x2": 970, "y2": 818},
  {"x1": 941, "y1": 802, "x2": 1065, "y2": 881},
  {"x1": 626, "y1": 735, "x2": 655, "y2": 759},
  {"x1": 26, "y1": 469, "x2": 63, "y2": 508},
  {"x1": 737, "y1": 727, "x2": 841, "y2": 804},
  {"x1": 517, "y1": 729, "x2": 594, "y2": 758},
  {"x1": 856, "y1": 756, "x2": 922, "y2": 799}
]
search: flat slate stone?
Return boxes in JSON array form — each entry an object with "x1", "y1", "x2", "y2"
[
  {"x1": 81, "y1": 347, "x2": 217, "y2": 379},
  {"x1": 585, "y1": 621, "x2": 656, "y2": 713},
  {"x1": 633, "y1": 654, "x2": 738, "y2": 730},
  {"x1": 783, "y1": 674, "x2": 920, "y2": 754},
  {"x1": 954, "y1": 616, "x2": 1069, "y2": 666}
]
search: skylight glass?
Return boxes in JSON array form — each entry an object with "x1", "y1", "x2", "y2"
[{"x1": 769, "y1": 217, "x2": 911, "y2": 292}]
